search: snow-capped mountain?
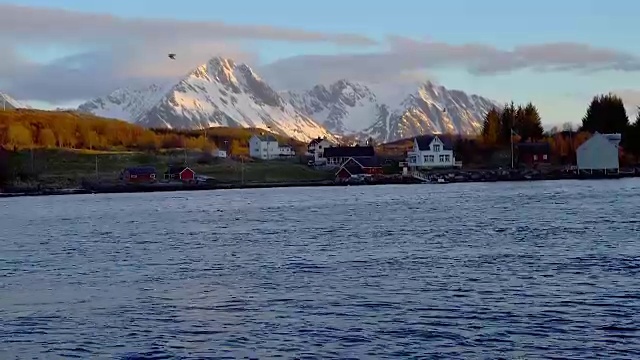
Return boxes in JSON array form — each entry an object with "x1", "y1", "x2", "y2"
[
  {"x1": 0, "y1": 92, "x2": 30, "y2": 110},
  {"x1": 78, "y1": 57, "x2": 336, "y2": 142},
  {"x1": 283, "y1": 80, "x2": 499, "y2": 142}
]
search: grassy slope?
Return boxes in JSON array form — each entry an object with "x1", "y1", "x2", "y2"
[{"x1": 8, "y1": 149, "x2": 333, "y2": 188}]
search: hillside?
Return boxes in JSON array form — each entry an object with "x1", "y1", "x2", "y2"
[
  {"x1": 0, "y1": 108, "x2": 302, "y2": 155},
  {"x1": 78, "y1": 57, "x2": 336, "y2": 143}
]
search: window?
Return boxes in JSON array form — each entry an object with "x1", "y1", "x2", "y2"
[
  {"x1": 439, "y1": 155, "x2": 445, "y2": 162},
  {"x1": 409, "y1": 156, "x2": 417, "y2": 163},
  {"x1": 444, "y1": 155, "x2": 450, "y2": 162},
  {"x1": 543, "y1": 154, "x2": 548, "y2": 160},
  {"x1": 150, "y1": 174, "x2": 156, "y2": 179},
  {"x1": 533, "y1": 155, "x2": 538, "y2": 161},
  {"x1": 425, "y1": 155, "x2": 434, "y2": 162},
  {"x1": 432, "y1": 144, "x2": 440, "y2": 152},
  {"x1": 130, "y1": 174, "x2": 137, "y2": 179}
]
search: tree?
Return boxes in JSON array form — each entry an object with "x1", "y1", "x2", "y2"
[
  {"x1": 499, "y1": 102, "x2": 517, "y2": 145},
  {"x1": 519, "y1": 103, "x2": 544, "y2": 140},
  {"x1": 626, "y1": 107, "x2": 640, "y2": 160},
  {"x1": 7, "y1": 123, "x2": 32, "y2": 150},
  {"x1": 581, "y1": 93, "x2": 629, "y2": 134},
  {"x1": 481, "y1": 107, "x2": 501, "y2": 145},
  {"x1": 38, "y1": 128, "x2": 56, "y2": 148}
]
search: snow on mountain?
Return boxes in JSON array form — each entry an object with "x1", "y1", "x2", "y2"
[
  {"x1": 0, "y1": 92, "x2": 30, "y2": 110},
  {"x1": 78, "y1": 57, "x2": 336, "y2": 143},
  {"x1": 78, "y1": 84, "x2": 171, "y2": 122},
  {"x1": 284, "y1": 80, "x2": 499, "y2": 143}
]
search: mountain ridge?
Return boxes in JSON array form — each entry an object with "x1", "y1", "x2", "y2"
[{"x1": 78, "y1": 56, "x2": 500, "y2": 143}]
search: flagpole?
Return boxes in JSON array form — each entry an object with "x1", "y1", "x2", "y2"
[{"x1": 510, "y1": 129, "x2": 514, "y2": 169}]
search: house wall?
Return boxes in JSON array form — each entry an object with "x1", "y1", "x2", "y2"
[
  {"x1": 180, "y1": 169, "x2": 195, "y2": 181},
  {"x1": 309, "y1": 140, "x2": 332, "y2": 162},
  {"x1": 249, "y1": 135, "x2": 280, "y2": 160},
  {"x1": 407, "y1": 137, "x2": 456, "y2": 168},
  {"x1": 577, "y1": 134, "x2": 619, "y2": 170}
]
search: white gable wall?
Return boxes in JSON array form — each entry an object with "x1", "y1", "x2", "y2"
[
  {"x1": 407, "y1": 136, "x2": 456, "y2": 168},
  {"x1": 577, "y1": 133, "x2": 619, "y2": 170}
]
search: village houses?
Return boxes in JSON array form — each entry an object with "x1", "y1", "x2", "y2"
[
  {"x1": 249, "y1": 134, "x2": 296, "y2": 160},
  {"x1": 406, "y1": 135, "x2": 461, "y2": 169}
]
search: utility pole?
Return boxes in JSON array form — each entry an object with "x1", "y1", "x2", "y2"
[
  {"x1": 95, "y1": 155, "x2": 98, "y2": 179},
  {"x1": 510, "y1": 129, "x2": 515, "y2": 169}
]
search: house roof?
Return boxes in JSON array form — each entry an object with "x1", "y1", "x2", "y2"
[
  {"x1": 308, "y1": 137, "x2": 325, "y2": 146},
  {"x1": 255, "y1": 134, "x2": 278, "y2": 142},
  {"x1": 165, "y1": 165, "x2": 193, "y2": 174},
  {"x1": 516, "y1": 142, "x2": 550, "y2": 153},
  {"x1": 324, "y1": 145, "x2": 375, "y2": 158},
  {"x1": 337, "y1": 165, "x2": 365, "y2": 176},
  {"x1": 349, "y1": 156, "x2": 382, "y2": 168},
  {"x1": 414, "y1": 135, "x2": 454, "y2": 151},
  {"x1": 124, "y1": 166, "x2": 156, "y2": 175}
]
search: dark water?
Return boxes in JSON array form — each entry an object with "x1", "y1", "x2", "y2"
[{"x1": 2, "y1": 180, "x2": 640, "y2": 359}]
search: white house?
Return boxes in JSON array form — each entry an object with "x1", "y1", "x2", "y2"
[
  {"x1": 249, "y1": 134, "x2": 280, "y2": 160},
  {"x1": 213, "y1": 149, "x2": 227, "y2": 158},
  {"x1": 406, "y1": 135, "x2": 460, "y2": 169},
  {"x1": 279, "y1": 144, "x2": 296, "y2": 157},
  {"x1": 576, "y1": 132, "x2": 620, "y2": 173},
  {"x1": 307, "y1": 137, "x2": 333, "y2": 163}
]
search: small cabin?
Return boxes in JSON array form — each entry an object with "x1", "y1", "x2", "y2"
[
  {"x1": 121, "y1": 166, "x2": 157, "y2": 183},
  {"x1": 164, "y1": 165, "x2": 196, "y2": 182}
]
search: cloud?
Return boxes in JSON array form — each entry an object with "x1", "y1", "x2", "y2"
[
  {"x1": 0, "y1": 4, "x2": 376, "y2": 103},
  {"x1": 613, "y1": 90, "x2": 640, "y2": 116},
  {"x1": 261, "y1": 36, "x2": 640, "y2": 89}
]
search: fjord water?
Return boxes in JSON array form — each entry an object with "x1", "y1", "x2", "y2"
[{"x1": 1, "y1": 180, "x2": 639, "y2": 359}]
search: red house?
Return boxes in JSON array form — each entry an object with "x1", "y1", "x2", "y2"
[
  {"x1": 335, "y1": 156, "x2": 383, "y2": 180},
  {"x1": 164, "y1": 165, "x2": 196, "y2": 182},
  {"x1": 120, "y1": 166, "x2": 157, "y2": 183},
  {"x1": 516, "y1": 142, "x2": 551, "y2": 167}
]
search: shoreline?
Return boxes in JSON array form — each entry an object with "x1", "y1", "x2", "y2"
[{"x1": 1, "y1": 171, "x2": 638, "y2": 198}]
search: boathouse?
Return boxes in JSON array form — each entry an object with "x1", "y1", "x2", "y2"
[{"x1": 164, "y1": 165, "x2": 196, "y2": 182}]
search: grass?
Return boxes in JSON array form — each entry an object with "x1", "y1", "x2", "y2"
[{"x1": 7, "y1": 149, "x2": 333, "y2": 188}]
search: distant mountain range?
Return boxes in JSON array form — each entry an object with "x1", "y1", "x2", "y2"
[
  {"x1": 5, "y1": 56, "x2": 500, "y2": 143},
  {"x1": 0, "y1": 92, "x2": 30, "y2": 110},
  {"x1": 282, "y1": 79, "x2": 498, "y2": 143}
]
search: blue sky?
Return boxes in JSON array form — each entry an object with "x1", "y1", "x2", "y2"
[{"x1": 2, "y1": 0, "x2": 640, "y2": 126}]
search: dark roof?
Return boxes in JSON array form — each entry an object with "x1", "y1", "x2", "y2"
[
  {"x1": 414, "y1": 135, "x2": 454, "y2": 151},
  {"x1": 255, "y1": 134, "x2": 277, "y2": 142},
  {"x1": 165, "y1": 165, "x2": 192, "y2": 174},
  {"x1": 349, "y1": 156, "x2": 382, "y2": 168},
  {"x1": 324, "y1": 145, "x2": 375, "y2": 158},
  {"x1": 516, "y1": 142, "x2": 550, "y2": 153},
  {"x1": 308, "y1": 137, "x2": 325, "y2": 146},
  {"x1": 124, "y1": 166, "x2": 156, "y2": 175}
]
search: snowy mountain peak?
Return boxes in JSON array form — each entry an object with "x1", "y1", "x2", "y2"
[
  {"x1": 78, "y1": 56, "x2": 335, "y2": 142},
  {"x1": 0, "y1": 92, "x2": 30, "y2": 109},
  {"x1": 285, "y1": 79, "x2": 499, "y2": 142}
]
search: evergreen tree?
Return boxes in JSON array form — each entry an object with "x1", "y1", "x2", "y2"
[
  {"x1": 481, "y1": 107, "x2": 501, "y2": 145},
  {"x1": 626, "y1": 108, "x2": 640, "y2": 159},
  {"x1": 580, "y1": 93, "x2": 630, "y2": 134},
  {"x1": 520, "y1": 102, "x2": 544, "y2": 140},
  {"x1": 499, "y1": 102, "x2": 517, "y2": 145}
]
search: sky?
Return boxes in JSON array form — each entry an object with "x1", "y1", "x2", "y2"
[{"x1": 1, "y1": 0, "x2": 640, "y2": 127}]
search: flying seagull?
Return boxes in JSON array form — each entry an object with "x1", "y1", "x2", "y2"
[{"x1": 168, "y1": 53, "x2": 176, "y2": 60}]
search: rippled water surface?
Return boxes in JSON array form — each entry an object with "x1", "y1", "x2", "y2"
[{"x1": 2, "y1": 180, "x2": 640, "y2": 359}]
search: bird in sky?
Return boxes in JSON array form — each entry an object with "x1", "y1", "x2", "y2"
[{"x1": 168, "y1": 53, "x2": 176, "y2": 60}]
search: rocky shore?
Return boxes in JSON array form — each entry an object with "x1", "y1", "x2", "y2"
[
  {"x1": 418, "y1": 168, "x2": 638, "y2": 183},
  {"x1": 1, "y1": 168, "x2": 637, "y2": 198}
]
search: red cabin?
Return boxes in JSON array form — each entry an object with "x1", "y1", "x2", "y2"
[
  {"x1": 516, "y1": 142, "x2": 551, "y2": 167},
  {"x1": 164, "y1": 165, "x2": 196, "y2": 182},
  {"x1": 121, "y1": 166, "x2": 157, "y2": 183},
  {"x1": 335, "y1": 156, "x2": 383, "y2": 180}
]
